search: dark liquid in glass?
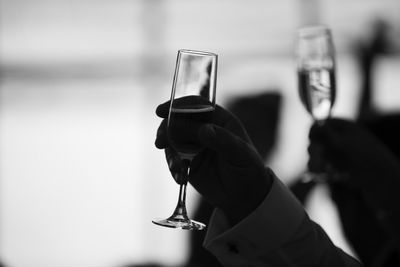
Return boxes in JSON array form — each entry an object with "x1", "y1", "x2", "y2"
[{"x1": 168, "y1": 96, "x2": 214, "y2": 159}]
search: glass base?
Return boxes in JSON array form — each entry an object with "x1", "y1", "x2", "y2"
[{"x1": 152, "y1": 216, "x2": 206, "y2": 230}]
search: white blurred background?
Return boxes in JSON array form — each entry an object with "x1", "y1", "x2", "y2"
[{"x1": 0, "y1": 0, "x2": 400, "y2": 266}]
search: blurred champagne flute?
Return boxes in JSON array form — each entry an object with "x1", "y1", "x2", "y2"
[{"x1": 296, "y1": 25, "x2": 336, "y2": 182}]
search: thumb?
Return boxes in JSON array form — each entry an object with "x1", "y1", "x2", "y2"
[{"x1": 198, "y1": 124, "x2": 259, "y2": 165}]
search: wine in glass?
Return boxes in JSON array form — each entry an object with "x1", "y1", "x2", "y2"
[
  {"x1": 152, "y1": 49, "x2": 217, "y2": 230},
  {"x1": 296, "y1": 25, "x2": 336, "y2": 182}
]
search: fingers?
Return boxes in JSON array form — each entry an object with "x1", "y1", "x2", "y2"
[
  {"x1": 155, "y1": 101, "x2": 235, "y2": 149},
  {"x1": 165, "y1": 147, "x2": 186, "y2": 184},
  {"x1": 155, "y1": 118, "x2": 205, "y2": 150},
  {"x1": 155, "y1": 119, "x2": 167, "y2": 149},
  {"x1": 198, "y1": 124, "x2": 260, "y2": 166},
  {"x1": 156, "y1": 101, "x2": 170, "y2": 118},
  {"x1": 155, "y1": 100, "x2": 254, "y2": 168},
  {"x1": 213, "y1": 105, "x2": 235, "y2": 125},
  {"x1": 155, "y1": 101, "x2": 170, "y2": 149},
  {"x1": 156, "y1": 100, "x2": 236, "y2": 130}
]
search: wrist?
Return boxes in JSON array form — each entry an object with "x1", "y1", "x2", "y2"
[{"x1": 223, "y1": 167, "x2": 274, "y2": 226}]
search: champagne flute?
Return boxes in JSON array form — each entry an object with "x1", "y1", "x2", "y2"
[
  {"x1": 296, "y1": 25, "x2": 336, "y2": 182},
  {"x1": 153, "y1": 49, "x2": 217, "y2": 230}
]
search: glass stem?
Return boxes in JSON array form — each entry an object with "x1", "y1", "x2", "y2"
[
  {"x1": 173, "y1": 183, "x2": 188, "y2": 217},
  {"x1": 171, "y1": 159, "x2": 191, "y2": 219}
]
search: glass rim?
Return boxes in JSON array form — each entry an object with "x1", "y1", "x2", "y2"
[
  {"x1": 178, "y1": 49, "x2": 218, "y2": 57},
  {"x1": 297, "y1": 25, "x2": 332, "y2": 38}
]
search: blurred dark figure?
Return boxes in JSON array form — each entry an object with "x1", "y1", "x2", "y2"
[
  {"x1": 185, "y1": 91, "x2": 282, "y2": 267},
  {"x1": 331, "y1": 18, "x2": 400, "y2": 266},
  {"x1": 227, "y1": 92, "x2": 282, "y2": 160},
  {"x1": 290, "y1": 18, "x2": 397, "y2": 204},
  {"x1": 289, "y1": 17, "x2": 400, "y2": 267},
  {"x1": 358, "y1": 115, "x2": 400, "y2": 266},
  {"x1": 308, "y1": 116, "x2": 400, "y2": 267},
  {"x1": 355, "y1": 18, "x2": 395, "y2": 123}
]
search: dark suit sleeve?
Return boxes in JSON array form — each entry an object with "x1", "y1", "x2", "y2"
[{"x1": 203, "y1": 172, "x2": 362, "y2": 267}]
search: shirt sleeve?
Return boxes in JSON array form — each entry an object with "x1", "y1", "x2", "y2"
[{"x1": 203, "y1": 169, "x2": 362, "y2": 267}]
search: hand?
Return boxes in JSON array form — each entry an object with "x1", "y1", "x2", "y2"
[
  {"x1": 308, "y1": 118, "x2": 400, "y2": 189},
  {"x1": 155, "y1": 101, "x2": 273, "y2": 225}
]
